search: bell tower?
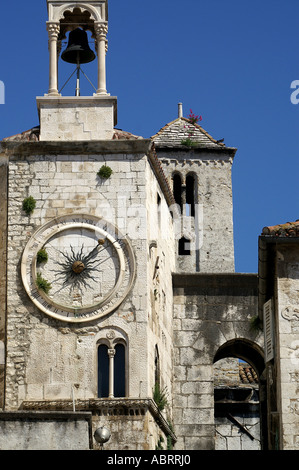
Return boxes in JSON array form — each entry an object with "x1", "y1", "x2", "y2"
[{"x1": 37, "y1": 0, "x2": 117, "y2": 141}]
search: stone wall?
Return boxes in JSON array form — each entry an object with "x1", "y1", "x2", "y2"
[
  {"x1": 158, "y1": 149, "x2": 235, "y2": 273},
  {"x1": 0, "y1": 411, "x2": 92, "y2": 450},
  {"x1": 172, "y1": 273, "x2": 261, "y2": 450},
  {"x1": 275, "y1": 244, "x2": 299, "y2": 449},
  {"x1": 1, "y1": 140, "x2": 175, "y2": 417}
]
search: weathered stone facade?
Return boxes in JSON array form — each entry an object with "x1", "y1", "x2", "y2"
[
  {"x1": 259, "y1": 222, "x2": 299, "y2": 450},
  {"x1": 154, "y1": 118, "x2": 236, "y2": 274},
  {"x1": 0, "y1": 138, "x2": 177, "y2": 449},
  {"x1": 172, "y1": 273, "x2": 262, "y2": 450},
  {"x1": 3, "y1": 0, "x2": 299, "y2": 452}
]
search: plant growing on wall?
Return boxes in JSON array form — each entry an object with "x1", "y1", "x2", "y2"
[
  {"x1": 97, "y1": 165, "x2": 113, "y2": 179},
  {"x1": 250, "y1": 315, "x2": 263, "y2": 332},
  {"x1": 36, "y1": 272, "x2": 52, "y2": 294},
  {"x1": 22, "y1": 196, "x2": 36, "y2": 215},
  {"x1": 156, "y1": 435, "x2": 164, "y2": 450},
  {"x1": 166, "y1": 421, "x2": 175, "y2": 450},
  {"x1": 181, "y1": 138, "x2": 198, "y2": 148},
  {"x1": 187, "y1": 109, "x2": 202, "y2": 125},
  {"x1": 181, "y1": 109, "x2": 203, "y2": 147},
  {"x1": 36, "y1": 249, "x2": 48, "y2": 264},
  {"x1": 153, "y1": 382, "x2": 169, "y2": 411}
]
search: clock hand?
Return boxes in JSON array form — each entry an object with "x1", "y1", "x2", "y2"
[{"x1": 83, "y1": 238, "x2": 105, "y2": 263}]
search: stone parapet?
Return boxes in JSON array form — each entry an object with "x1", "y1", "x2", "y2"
[{"x1": 21, "y1": 398, "x2": 177, "y2": 450}]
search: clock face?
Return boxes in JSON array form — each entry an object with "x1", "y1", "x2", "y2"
[{"x1": 21, "y1": 214, "x2": 136, "y2": 323}]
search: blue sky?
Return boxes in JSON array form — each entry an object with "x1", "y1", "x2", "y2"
[{"x1": 0, "y1": 0, "x2": 298, "y2": 273}]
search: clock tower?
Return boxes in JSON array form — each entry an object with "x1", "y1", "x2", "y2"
[
  {"x1": 37, "y1": 0, "x2": 117, "y2": 141},
  {"x1": 0, "y1": 0, "x2": 176, "y2": 450}
]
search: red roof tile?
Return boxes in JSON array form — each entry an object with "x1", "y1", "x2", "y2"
[{"x1": 262, "y1": 220, "x2": 299, "y2": 237}]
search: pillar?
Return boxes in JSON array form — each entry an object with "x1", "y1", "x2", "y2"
[
  {"x1": 95, "y1": 22, "x2": 108, "y2": 95},
  {"x1": 47, "y1": 22, "x2": 60, "y2": 95},
  {"x1": 108, "y1": 348, "x2": 115, "y2": 398}
]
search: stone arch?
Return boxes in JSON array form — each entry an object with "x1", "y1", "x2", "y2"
[
  {"x1": 213, "y1": 338, "x2": 264, "y2": 376},
  {"x1": 213, "y1": 338, "x2": 266, "y2": 450},
  {"x1": 58, "y1": 6, "x2": 101, "y2": 41},
  {"x1": 52, "y1": 4, "x2": 103, "y2": 24}
]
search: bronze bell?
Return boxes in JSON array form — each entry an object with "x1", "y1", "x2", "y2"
[{"x1": 61, "y1": 28, "x2": 96, "y2": 64}]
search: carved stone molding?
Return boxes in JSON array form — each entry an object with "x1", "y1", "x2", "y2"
[
  {"x1": 281, "y1": 306, "x2": 299, "y2": 321},
  {"x1": 94, "y1": 22, "x2": 108, "y2": 39},
  {"x1": 106, "y1": 330, "x2": 116, "y2": 341},
  {"x1": 47, "y1": 22, "x2": 60, "y2": 39}
]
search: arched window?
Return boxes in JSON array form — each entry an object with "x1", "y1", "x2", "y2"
[
  {"x1": 173, "y1": 173, "x2": 182, "y2": 210},
  {"x1": 213, "y1": 340, "x2": 265, "y2": 450},
  {"x1": 97, "y1": 342, "x2": 126, "y2": 398},
  {"x1": 114, "y1": 343, "x2": 126, "y2": 398},
  {"x1": 186, "y1": 174, "x2": 195, "y2": 217},
  {"x1": 98, "y1": 344, "x2": 109, "y2": 398}
]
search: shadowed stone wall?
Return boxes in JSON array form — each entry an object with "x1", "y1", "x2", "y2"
[{"x1": 172, "y1": 273, "x2": 262, "y2": 450}]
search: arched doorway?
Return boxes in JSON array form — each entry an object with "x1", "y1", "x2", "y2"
[{"x1": 213, "y1": 339, "x2": 266, "y2": 450}]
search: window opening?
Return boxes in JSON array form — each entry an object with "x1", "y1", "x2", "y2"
[
  {"x1": 173, "y1": 174, "x2": 182, "y2": 211},
  {"x1": 98, "y1": 342, "x2": 126, "y2": 398},
  {"x1": 178, "y1": 237, "x2": 191, "y2": 255},
  {"x1": 114, "y1": 343, "x2": 126, "y2": 397},
  {"x1": 98, "y1": 344, "x2": 109, "y2": 398},
  {"x1": 186, "y1": 174, "x2": 195, "y2": 217}
]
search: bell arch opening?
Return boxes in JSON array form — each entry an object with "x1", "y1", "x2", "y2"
[
  {"x1": 59, "y1": 7, "x2": 96, "y2": 40},
  {"x1": 213, "y1": 339, "x2": 266, "y2": 450}
]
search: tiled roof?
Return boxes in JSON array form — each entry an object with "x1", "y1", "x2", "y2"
[
  {"x1": 112, "y1": 129, "x2": 144, "y2": 140},
  {"x1": 239, "y1": 365, "x2": 258, "y2": 385},
  {"x1": 2, "y1": 127, "x2": 40, "y2": 142},
  {"x1": 152, "y1": 117, "x2": 226, "y2": 149},
  {"x1": 2, "y1": 127, "x2": 143, "y2": 142},
  {"x1": 262, "y1": 220, "x2": 299, "y2": 237}
]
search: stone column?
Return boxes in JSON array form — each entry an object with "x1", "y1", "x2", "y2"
[
  {"x1": 47, "y1": 22, "x2": 60, "y2": 95},
  {"x1": 95, "y1": 22, "x2": 108, "y2": 95},
  {"x1": 108, "y1": 348, "x2": 115, "y2": 398}
]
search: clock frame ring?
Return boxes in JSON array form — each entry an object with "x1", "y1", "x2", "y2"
[{"x1": 21, "y1": 214, "x2": 136, "y2": 323}]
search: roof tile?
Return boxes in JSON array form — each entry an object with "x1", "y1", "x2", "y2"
[
  {"x1": 262, "y1": 220, "x2": 299, "y2": 237},
  {"x1": 152, "y1": 117, "x2": 226, "y2": 149}
]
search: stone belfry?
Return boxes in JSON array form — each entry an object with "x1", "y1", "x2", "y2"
[{"x1": 38, "y1": 0, "x2": 117, "y2": 140}]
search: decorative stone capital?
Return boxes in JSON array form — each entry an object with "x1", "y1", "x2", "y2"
[
  {"x1": 108, "y1": 348, "x2": 116, "y2": 358},
  {"x1": 46, "y1": 22, "x2": 60, "y2": 40},
  {"x1": 94, "y1": 22, "x2": 108, "y2": 39}
]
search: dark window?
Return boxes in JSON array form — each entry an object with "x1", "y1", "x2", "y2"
[
  {"x1": 114, "y1": 343, "x2": 126, "y2": 398},
  {"x1": 186, "y1": 174, "x2": 195, "y2": 217},
  {"x1": 179, "y1": 237, "x2": 191, "y2": 255},
  {"x1": 173, "y1": 174, "x2": 182, "y2": 210},
  {"x1": 98, "y1": 344, "x2": 109, "y2": 398}
]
